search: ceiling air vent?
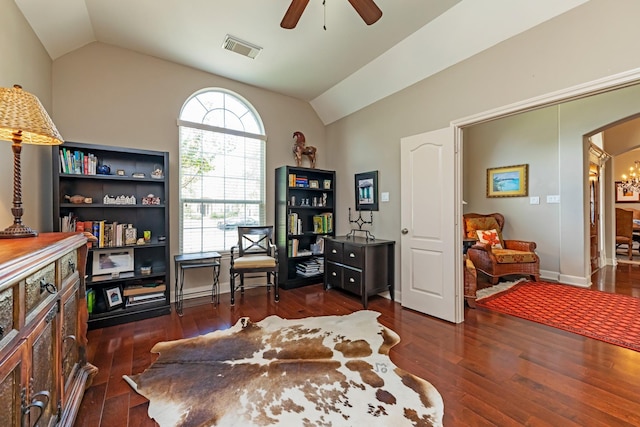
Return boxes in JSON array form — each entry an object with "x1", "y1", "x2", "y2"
[{"x1": 222, "y1": 35, "x2": 262, "y2": 59}]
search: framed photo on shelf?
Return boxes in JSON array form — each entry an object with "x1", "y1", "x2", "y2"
[
  {"x1": 103, "y1": 286, "x2": 124, "y2": 310},
  {"x1": 92, "y1": 248, "x2": 134, "y2": 277},
  {"x1": 615, "y1": 181, "x2": 640, "y2": 202},
  {"x1": 323, "y1": 179, "x2": 332, "y2": 189},
  {"x1": 355, "y1": 170, "x2": 379, "y2": 211},
  {"x1": 309, "y1": 179, "x2": 319, "y2": 188},
  {"x1": 486, "y1": 164, "x2": 528, "y2": 198}
]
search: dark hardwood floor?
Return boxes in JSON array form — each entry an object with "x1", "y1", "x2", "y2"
[{"x1": 74, "y1": 266, "x2": 640, "y2": 426}]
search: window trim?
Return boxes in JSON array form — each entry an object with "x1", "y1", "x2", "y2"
[{"x1": 176, "y1": 119, "x2": 267, "y2": 141}]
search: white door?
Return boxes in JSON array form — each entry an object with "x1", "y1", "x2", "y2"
[{"x1": 400, "y1": 127, "x2": 460, "y2": 323}]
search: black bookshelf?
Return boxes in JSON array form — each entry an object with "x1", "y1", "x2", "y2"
[
  {"x1": 275, "y1": 166, "x2": 335, "y2": 289},
  {"x1": 52, "y1": 141, "x2": 170, "y2": 329}
]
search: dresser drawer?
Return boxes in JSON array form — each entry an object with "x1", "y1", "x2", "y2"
[
  {"x1": 0, "y1": 285, "x2": 18, "y2": 354},
  {"x1": 59, "y1": 250, "x2": 78, "y2": 283},
  {"x1": 25, "y1": 263, "x2": 57, "y2": 316},
  {"x1": 342, "y1": 266, "x2": 362, "y2": 295},
  {"x1": 325, "y1": 240, "x2": 342, "y2": 263},
  {"x1": 325, "y1": 262, "x2": 343, "y2": 288},
  {"x1": 342, "y1": 244, "x2": 363, "y2": 269}
]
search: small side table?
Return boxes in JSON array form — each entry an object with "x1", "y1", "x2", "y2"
[
  {"x1": 174, "y1": 251, "x2": 221, "y2": 316},
  {"x1": 463, "y1": 238, "x2": 476, "y2": 254}
]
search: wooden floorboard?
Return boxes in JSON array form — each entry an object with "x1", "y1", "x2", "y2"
[{"x1": 74, "y1": 266, "x2": 640, "y2": 426}]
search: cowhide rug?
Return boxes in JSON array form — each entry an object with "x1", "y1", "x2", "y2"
[{"x1": 123, "y1": 310, "x2": 444, "y2": 427}]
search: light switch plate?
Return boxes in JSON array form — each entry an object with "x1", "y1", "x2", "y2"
[
  {"x1": 530, "y1": 196, "x2": 540, "y2": 205},
  {"x1": 547, "y1": 195, "x2": 560, "y2": 203},
  {"x1": 381, "y1": 192, "x2": 389, "y2": 202}
]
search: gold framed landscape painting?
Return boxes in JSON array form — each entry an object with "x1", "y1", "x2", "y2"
[{"x1": 486, "y1": 164, "x2": 528, "y2": 197}]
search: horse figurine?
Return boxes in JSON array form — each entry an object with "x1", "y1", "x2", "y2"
[{"x1": 292, "y1": 131, "x2": 317, "y2": 168}]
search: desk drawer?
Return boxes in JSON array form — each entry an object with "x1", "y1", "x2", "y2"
[
  {"x1": 325, "y1": 240, "x2": 342, "y2": 263},
  {"x1": 342, "y1": 244, "x2": 363, "y2": 269},
  {"x1": 342, "y1": 267, "x2": 362, "y2": 295},
  {"x1": 325, "y1": 262, "x2": 342, "y2": 288}
]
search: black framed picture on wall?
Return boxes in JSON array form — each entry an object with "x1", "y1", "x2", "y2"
[{"x1": 355, "y1": 170, "x2": 379, "y2": 211}]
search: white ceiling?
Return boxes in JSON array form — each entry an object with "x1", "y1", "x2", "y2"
[{"x1": 15, "y1": 0, "x2": 588, "y2": 124}]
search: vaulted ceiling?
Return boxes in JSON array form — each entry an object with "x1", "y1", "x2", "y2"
[{"x1": 15, "y1": 0, "x2": 588, "y2": 124}]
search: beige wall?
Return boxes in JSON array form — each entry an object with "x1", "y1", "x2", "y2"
[
  {"x1": 325, "y1": 0, "x2": 640, "y2": 287},
  {"x1": 51, "y1": 42, "x2": 325, "y2": 294},
  {"x1": 0, "y1": 0, "x2": 54, "y2": 233}
]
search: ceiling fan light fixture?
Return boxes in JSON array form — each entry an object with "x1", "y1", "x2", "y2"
[{"x1": 222, "y1": 35, "x2": 262, "y2": 59}]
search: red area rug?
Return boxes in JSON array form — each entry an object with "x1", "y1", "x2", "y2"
[{"x1": 477, "y1": 281, "x2": 640, "y2": 352}]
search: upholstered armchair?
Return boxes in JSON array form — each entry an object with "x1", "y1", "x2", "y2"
[
  {"x1": 229, "y1": 226, "x2": 279, "y2": 305},
  {"x1": 463, "y1": 213, "x2": 540, "y2": 287}
]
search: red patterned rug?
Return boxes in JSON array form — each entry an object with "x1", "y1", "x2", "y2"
[{"x1": 477, "y1": 281, "x2": 640, "y2": 352}]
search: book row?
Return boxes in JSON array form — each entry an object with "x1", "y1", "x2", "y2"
[
  {"x1": 60, "y1": 215, "x2": 142, "y2": 248},
  {"x1": 287, "y1": 212, "x2": 333, "y2": 235},
  {"x1": 59, "y1": 148, "x2": 100, "y2": 175}
]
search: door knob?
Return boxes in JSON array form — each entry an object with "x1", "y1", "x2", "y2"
[{"x1": 401, "y1": 228, "x2": 408, "y2": 234}]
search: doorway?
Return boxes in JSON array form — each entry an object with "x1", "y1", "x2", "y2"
[{"x1": 454, "y1": 69, "x2": 640, "y2": 293}]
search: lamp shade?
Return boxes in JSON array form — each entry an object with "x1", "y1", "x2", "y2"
[{"x1": 0, "y1": 84, "x2": 63, "y2": 145}]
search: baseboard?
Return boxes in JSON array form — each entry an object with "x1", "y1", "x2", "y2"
[{"x1": 557, "y1": 274, "x2": 589, "y2": 287}]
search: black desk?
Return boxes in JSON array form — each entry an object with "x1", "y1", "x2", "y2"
[
  {"x1": 174, "y1": 251, "x2": 221, "y2": 315},
  {"x1": 324, "y1": 236, "x2": 395, "y2": 309}
]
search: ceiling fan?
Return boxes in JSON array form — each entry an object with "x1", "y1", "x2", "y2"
[{"x1": 281, "y1": 0, "x2": 382, "y2": 29}]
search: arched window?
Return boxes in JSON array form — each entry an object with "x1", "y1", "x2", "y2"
[{"x1": 178, "y1": 89, "x2": 266, "y2": 252}]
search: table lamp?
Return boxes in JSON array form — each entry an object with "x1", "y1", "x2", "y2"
[{"x1": 0, "y1": 84, "x2": 64, "y2": 238}]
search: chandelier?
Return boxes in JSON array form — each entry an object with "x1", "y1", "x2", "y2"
[{"x1": 621, "y1": 160, "x2": 640, "y2": 193}]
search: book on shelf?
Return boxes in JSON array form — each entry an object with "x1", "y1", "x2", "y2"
[
  {"x1": 312, "y1": 213, "x2": 333, "y2": 234},
  {"x1": 60, "y1": 212, "x2": 78, "y2": 232},
  {"x1": 59, "y1": 148, "x2": 98, "y2": 175},
  {"x1": 296, "y1": 257, "x2": 324, "y2": 277},
  {"x1": 313, "y1": 215, "x2": 323, "y2": 233},
  {"x1": 126, "y1": 295, "x2": 166, "y2": 307},
  {"x1": 86, "y1": 289, "x2": 95, "y2": 314},
  {"x1": 288, "y1": 212, "x2": 302, "y2": 234},
  {"x1": 289, "y1": 239, "x2": 299, "y2": 257},
  {"x1": 123, "y1": 282, "x2": 166, "y2": 297},
  {"x1": 127, "y1": 292, "x2": 165, "y2": 302}
]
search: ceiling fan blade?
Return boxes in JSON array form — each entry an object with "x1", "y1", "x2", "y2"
[
  {"x1": 348, "y1": 0, "x2": 383, "y2": 25},
  {"x1": 281, "y1": 0, "x2": 310, "y2": 29}
]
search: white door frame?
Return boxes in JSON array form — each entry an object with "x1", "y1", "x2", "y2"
[{"x1": 450, "y1": 68, "x2": 640, "y2": 301}]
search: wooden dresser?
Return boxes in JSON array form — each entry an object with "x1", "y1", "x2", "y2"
[
  {"x1": 324, "y1": 236, "x2": 395, "y2": 308},
  {"x1": 0, "y1": 233, "x2": 97, "y2": 427}
]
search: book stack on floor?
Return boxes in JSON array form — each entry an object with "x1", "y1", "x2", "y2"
[{"x1": 123, "y1": 281, "x2": 166, "y2": 308}]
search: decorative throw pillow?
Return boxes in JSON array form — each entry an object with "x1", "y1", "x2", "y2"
[
  {"x1": 476, "y1": 229, "x2": 503, "y2": 248},
  {"x1": 465, "y1": 217, "x2": 501, "y2": 239}
]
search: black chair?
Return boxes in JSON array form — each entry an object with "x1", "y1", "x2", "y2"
[{"x1": 229, "y1": 226, "x2": 279, "y2": 305}]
